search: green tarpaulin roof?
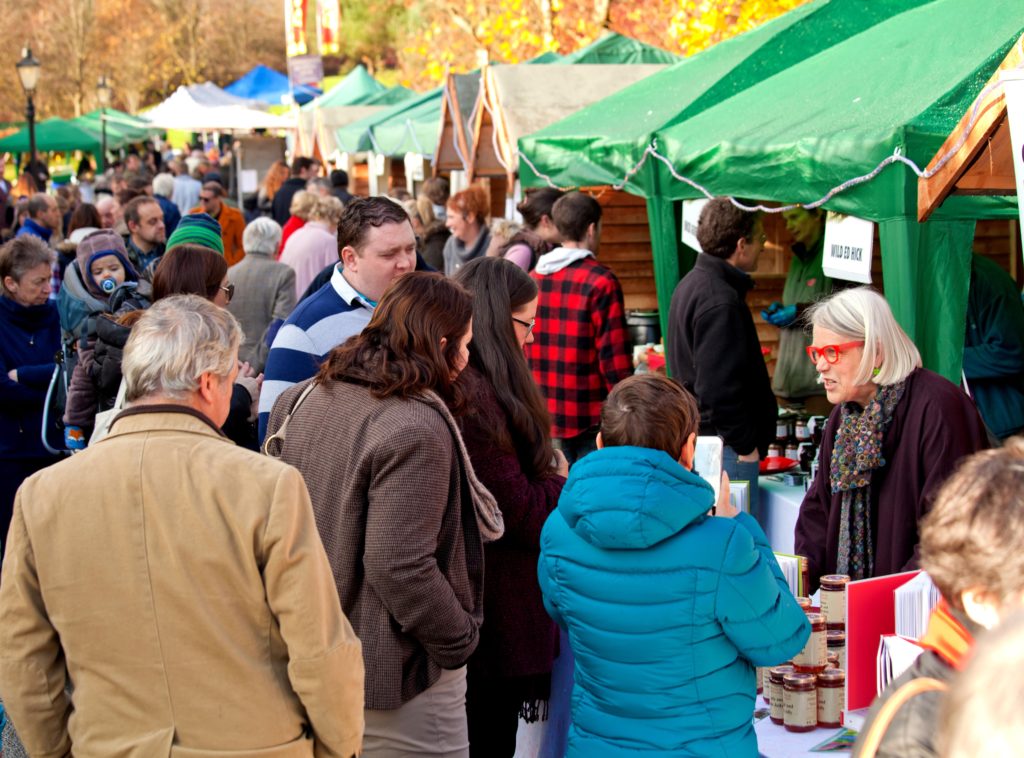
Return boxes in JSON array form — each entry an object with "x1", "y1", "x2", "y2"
[
  {"x1": 362, "y1": 86, "x2": 417, "y2": 106},
  {"x1": 337, "y1": 32, "x2": 679, "y2": 158},
  {"x1": 304, "y1": 65, "x2": 386, "y2": 110},
  {"x1": 560, "y1": 30, "x2": 678, "y2": 65},
  {"x1": 0, "y1": 117, "x2": 102, "y2": 154},
  {"x1": 648, "y1": 0, "x2": 1023, "y2": 220},
  {"x1": 71, "y1": 109, "x2": 158, "y2": 150},
  {"x1": 519, "y1": 0, "x2": 939, "y2": 193}
]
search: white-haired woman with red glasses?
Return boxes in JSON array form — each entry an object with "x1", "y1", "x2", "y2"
[{"x1": 795, "y1": 286, "x2": 988, "y2": 590}]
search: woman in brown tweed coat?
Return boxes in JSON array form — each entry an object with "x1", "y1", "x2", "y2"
[{"x1": 266, "y1": 272, "x2": 503, "y2": 758}]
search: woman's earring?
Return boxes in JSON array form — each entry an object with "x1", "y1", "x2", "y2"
[{"x1": 872, "y1": 366, "x2": 881, "y2": 378}]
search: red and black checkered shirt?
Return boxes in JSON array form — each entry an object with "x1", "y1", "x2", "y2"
[{"x1": 527, "y1": 256, "x2": 632, "y2": 439}]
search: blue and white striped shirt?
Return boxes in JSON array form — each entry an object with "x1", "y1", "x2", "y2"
[{"x1": 257, "y1": 264, "x2": 373, "y2": 442}]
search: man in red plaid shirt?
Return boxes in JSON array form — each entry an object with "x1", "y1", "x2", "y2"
[{"x1": 526, "y1": 192, "x2": 632, "y2": 463}]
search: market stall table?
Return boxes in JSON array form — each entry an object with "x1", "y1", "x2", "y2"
[{"x1": 755, "y1": 714, "x2": 857, "y2": 756}]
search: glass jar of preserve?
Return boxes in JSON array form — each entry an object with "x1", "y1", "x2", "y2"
[
  {"x1": 769, "y1": 665, "x2": 794, "y2": 724},
  {"x1": 827, "y1": 629, "x2": 847, "y2": 671},
  {"x1": 783, "y1": 672, "x2": 818, "y2": 732},
  {"x1": 796, "y1": 596, "x2": 812, "y2": 613},
  {"x1": 827, "y1": 652, "x2": 840, "y2": 669},
  {"x1": 793, "y1": 613, "x2": 828, "y2": 673},
  {"x1": 819, "y1": 574, "x2": 850, "y2": 629},
  {"x1": 817, "y1": 668, "x2": 846, "y2": 728}
]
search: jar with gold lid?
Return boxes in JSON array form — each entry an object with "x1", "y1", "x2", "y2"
[
  {"x1": 783, "y1": 672, "x2": 818, "y2": 732},
  {"x1": 819, "y1": 574, "x2": 849, "y2": 629},
  {"x1": 827, "y1": 629, "x2": 846, "y2": 671},
  {"x1": 793, "y1": 613, "x2": 828, "y2": 673},
  {"x1": 817, "y1": 668, "x2": 845, "y2": 728},
  {"x1": 769, "y1": 665, "x2": 794, "y2": 724}
]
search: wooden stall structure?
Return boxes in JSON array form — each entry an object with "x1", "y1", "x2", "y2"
[{"x1": 918, "y1": 36, "x2": 1022, "y2": 222}]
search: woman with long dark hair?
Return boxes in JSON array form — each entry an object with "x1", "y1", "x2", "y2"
[
  {"x1": 265, "y1": 271, "x2": 503, "y2": 757},
  {"x1": 454, "y1": 256, "x2": 568, "y2": 756}
]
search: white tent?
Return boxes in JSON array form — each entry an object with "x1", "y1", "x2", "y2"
[{"x1": 145, "y1": 84, "x2": 294, "y2": 131}]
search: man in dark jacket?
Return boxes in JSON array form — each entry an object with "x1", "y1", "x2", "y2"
[
  {"x1": 963, "y1": 253, "x2": 1024, "y2": 440},
  {"x1": 667, "y1": 197, "x2": 777, "y2": 514},
  {"x1": 272, "y1": 157, "x2": 318, "y2": 226},
  {"x1": 853, "y1": 441, "x2": 1024, "y2": 758}
]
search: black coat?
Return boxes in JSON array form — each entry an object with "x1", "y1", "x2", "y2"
[
  {"x1": 667, "y1": 254, "x2": 777, "y2": 457},
  {"x1": 271, "y1": 177, "x2": 308, "y2": 226}
]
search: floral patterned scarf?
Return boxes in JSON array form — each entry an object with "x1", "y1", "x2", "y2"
[{"x1": 830, "y1": 381, "x2": 906, "y2": 579}]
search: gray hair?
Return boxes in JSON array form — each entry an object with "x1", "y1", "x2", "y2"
[
  {"x1": 806, "y1": 286, "x2": 921, "y2": 386},
  {"x1": 242, "y1": 217, "x2": 283, "y2": 257},
  {"x1": 0, "y1": 235, "x2": 55, "y2": 293},
  {"x1": 123, "y1": 294, "x2": 241, "y2": 402},
  {"x1": 152, "y1": 172, "x2": 175, "y2": 198}
]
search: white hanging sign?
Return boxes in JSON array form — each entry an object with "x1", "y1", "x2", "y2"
[
  {"x1": 681, "y1": 198, "x2": 708, "y2": 252},
  {"x1": 404, "y1": 152, "x2": 426, "y2": 182},
  {"x1": 1003, "y1": 70, "x2": 1024, "y2": 254},
  {"x1": 822, "y1": 211, "x2": 874, "y2": 284}
]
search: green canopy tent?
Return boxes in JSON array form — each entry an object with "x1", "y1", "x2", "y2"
[
  {"x1": 0, "y1": 117, "x2": 102, "y2": 160},
  {"x1": 337, "y1": 32, "x2": 679, "y2": 160},
  {"x1": 644, "y1": 0, "x2": 1021, "y2": 382},
  {"x1": 519, "y1": 0, "x2": 1019, "y2": 381},
  {"x1": 72, "y1": 108, "x2": 159, "y2": 153},
  {"x1": 306, "y1": 64, "x2": 386, "y2": 109},
  {"x1": 560, "y1": 30, "x2": 678, "y2": 65},
  {"x1": 297, "y1": 65, "x2": 391, "y2": 156}
]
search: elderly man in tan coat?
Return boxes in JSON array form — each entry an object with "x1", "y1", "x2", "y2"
[{"x1": 0, "y1": 295, "x2": 364, "y2": 758}]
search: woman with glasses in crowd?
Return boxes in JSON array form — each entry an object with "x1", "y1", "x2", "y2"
[
  {"x1": 454, "y1": 257, "x2": 568, "y2": 756},
  {"x1": 795, "y1": 287, "x2": 988, "y2": 590}
]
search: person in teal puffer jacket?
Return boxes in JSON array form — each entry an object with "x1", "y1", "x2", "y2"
[{"x1": 538, "y1": 374, "x2": 810, "y2": 757}]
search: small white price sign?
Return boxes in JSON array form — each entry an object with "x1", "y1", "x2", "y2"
[
  {"x1": 822, "y1": 212, "x2": 874, "y2": 284},
  {"x1": 681, "y1": 198, "x2": 708, "y2": 252}
]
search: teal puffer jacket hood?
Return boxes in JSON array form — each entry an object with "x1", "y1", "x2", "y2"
[
  {"x1": 557, "y1": 445, "x2": 714, "y2": 549},
  {"x1": 539, "y1": 446, "x2": 810, "y2": 757}
]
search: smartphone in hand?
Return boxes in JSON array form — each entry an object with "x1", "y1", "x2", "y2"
[{"x1": 694, "y1": 435, "x2": 724, "y2": 503}]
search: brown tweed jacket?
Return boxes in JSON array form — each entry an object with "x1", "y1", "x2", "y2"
[{"x1": 267, "y1": 379, "x2": 484, "y2": 710}]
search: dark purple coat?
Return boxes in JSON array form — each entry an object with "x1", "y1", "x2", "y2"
[
  {"x1": 795, "y1": 368, "x2": 989, "y2": 590},
  {"x1": 460, "y1": 368, "x2": 564, "y2": 679}
]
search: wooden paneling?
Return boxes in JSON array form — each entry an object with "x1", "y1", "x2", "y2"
[{"x1": 589, "y1": 189, "x2": 657, "y2": 313}]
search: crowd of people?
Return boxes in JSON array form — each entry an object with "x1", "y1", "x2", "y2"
[{"x1": 0, "y1": 151, "x2": 1023, "y2": 758}]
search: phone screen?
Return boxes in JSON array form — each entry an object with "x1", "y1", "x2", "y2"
[{"x1": 693, "y1": 435, "x2": 724, "y2": 503}]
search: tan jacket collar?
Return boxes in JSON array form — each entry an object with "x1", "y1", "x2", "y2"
[{"x1": 106, "y1": 404, "x2": 228, "y2": 440}]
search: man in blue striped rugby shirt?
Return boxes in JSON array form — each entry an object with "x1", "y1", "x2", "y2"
[{"x1": 258, "y1": 197, "x2": 416, "y2": 442}]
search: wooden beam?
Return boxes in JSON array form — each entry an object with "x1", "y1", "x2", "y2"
[{"x1": 918, "y1": 34, "x2": 1024, "y2": 221}]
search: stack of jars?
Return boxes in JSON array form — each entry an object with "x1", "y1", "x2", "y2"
[{"x1": 760, "y1": 574, "x2": 850, "y2": 732}]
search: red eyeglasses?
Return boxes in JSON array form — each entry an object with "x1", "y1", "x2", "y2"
[{"x1": 806, "y1": 341, "x2": 864, "y2": 364}]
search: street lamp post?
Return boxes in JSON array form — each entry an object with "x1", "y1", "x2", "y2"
[
  {"x1": 16, "y1": 46, "x2": 41, "y2": 173},
  {"x1": 96, "y1": 75, "x2": 112, "y2": 170}
]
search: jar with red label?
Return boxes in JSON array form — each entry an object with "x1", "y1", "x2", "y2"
[
  {"x1": 783, "y1": 672, "x2": 818, "y2": 732},
  {"x1": 793, "y1": 613, "x2": 827, "y2": 673},
  {"x1": 769, "y1": 665, "x2": 794, "y2": 724},
  {"x1": 817, "y1": 668, "x2": 845, "y2": 727},
  {"x1": 819, "y1": 574, "x2": 849, "y2": 629}
]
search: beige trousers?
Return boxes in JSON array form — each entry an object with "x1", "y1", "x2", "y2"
[{"x1": 362, "y1": 667, "x2": 469, "y2": 758}]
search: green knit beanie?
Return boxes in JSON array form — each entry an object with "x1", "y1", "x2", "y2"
[{"x1": 166, "y1": 212, "x2": 224, "y2": 254}]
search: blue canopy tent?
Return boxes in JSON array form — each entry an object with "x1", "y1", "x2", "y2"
[{"x1": 225, "y1": 65, "x2": 321, "y2": 106}]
